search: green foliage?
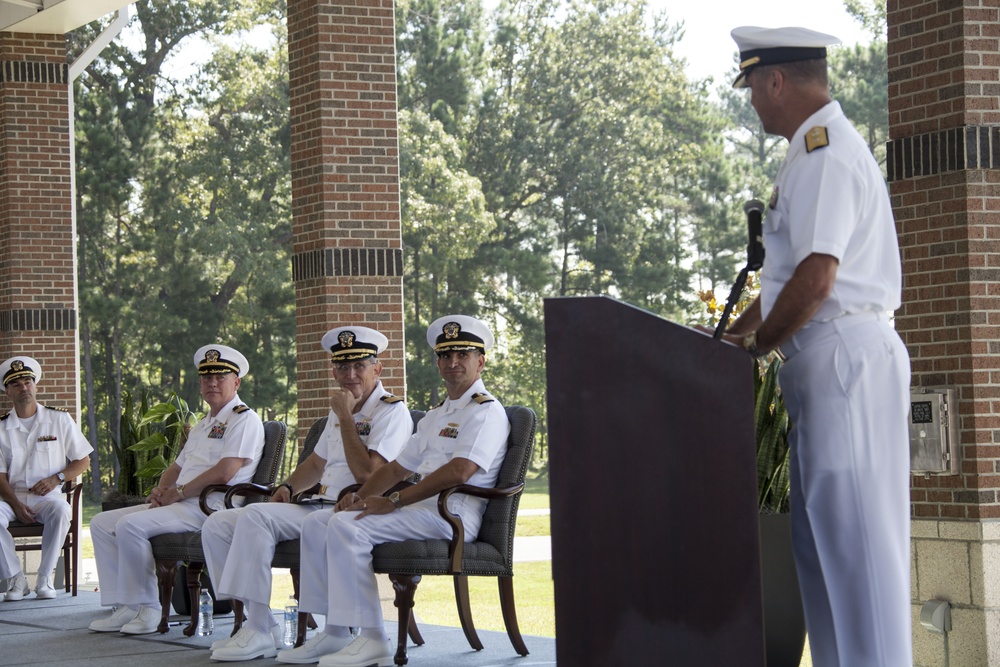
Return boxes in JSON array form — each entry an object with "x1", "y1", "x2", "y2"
[
  {"x1": 754, "y1": 357, "x2": 791, "y2": 513},
  {"x1": 72, "y1": 3, "x2": 294, "y2": 500},
  {"x1": 829, "y1": 41, "x2": 888, "y2": 168},
  {"x1": 113, "y1": 390, "x2": 197, "y2": 497}
]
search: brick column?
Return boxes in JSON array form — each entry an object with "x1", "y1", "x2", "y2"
[
  {"x1": 887, "y1": 0, "x2": 1000, "y2": 663},
  {"x1": 0, "y1": 33, "x2": 79, "y2": 416},
  {"x1": 287, "y1": 0, "x2": 405, "y2": 445}
]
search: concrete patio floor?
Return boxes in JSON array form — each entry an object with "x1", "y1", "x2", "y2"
[{"x1": 0, "y1": 590, "x2": 556, "y2": 667}]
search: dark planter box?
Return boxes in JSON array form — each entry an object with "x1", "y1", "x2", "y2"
[{"x1": 760, "y1": 512, "x2": 806, "y2": 667}]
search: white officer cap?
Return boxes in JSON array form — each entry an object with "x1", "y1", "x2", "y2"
[
  {"x1": 2, "y1": 356, "x2": 42, "y2": 386},
  {"x1": 193, "y1": 344, "x2": 249, "y2": 378},
  {"x1": 321, "y1": 325, "x2": 389, "y2": 363},
  {"x1": 731, "y1": 26, "x2": 841, "y2": 88},
  {"x1": 426, "y1": 315, "x2": 495, "y2": 354}
]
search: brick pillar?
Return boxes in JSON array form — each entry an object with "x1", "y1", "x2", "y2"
[
  {"x1": 887, "y1": 0, "x2": 1000, "y2": 663},
  {"x1": 0, "y1": 33, "x2": 79, "y2": 417},
  {"x1": 287, "y1": 0, "x2": 405, "y2": 446}
]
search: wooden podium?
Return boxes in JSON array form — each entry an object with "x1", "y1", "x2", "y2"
[{"x1": 545, "y1": 296, "x2": 765, "y2": 666}]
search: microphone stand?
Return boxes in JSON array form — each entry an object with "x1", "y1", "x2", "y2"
[
  {"x1": 714, "y1": 199, "x2": 765, "y2": 339},
  {"x1": 713, "y1": 265, "x2": 752, "y2": 339}
]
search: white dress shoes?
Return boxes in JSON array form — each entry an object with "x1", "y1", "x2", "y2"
[
  {"x1": 211, "y1": 623, "x2": 283, "y2": 651},
  {"x1": 120, "y1": 606, "x2": 160, "y2": 634},
  {"x1": 3, "y1": 573, "x2": 29, "y2": 601},
  {"x1": 210, "y1": 626, "x2": 279, "y2": 661},
  {"x1": 317, "y1": 636, "x2": 393, "y2": 667},
  {"x1": 89, "y1": 605, "x2": 139, "y2": 632},
  {"x1": 276, "y1": 631, "x2": 353, "y2": 664},
  {"x1": 34, "y1": 575, "x2": 57, "y2": 600}
]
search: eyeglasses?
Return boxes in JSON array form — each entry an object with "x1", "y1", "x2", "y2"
[{"x1": 332, "y1": 360, "x2": 375, "y2": 374}]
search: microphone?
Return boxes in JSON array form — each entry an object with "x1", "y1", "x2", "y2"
[{"x1": 744, "y1": 199, "x2": 765, "y2": 271}]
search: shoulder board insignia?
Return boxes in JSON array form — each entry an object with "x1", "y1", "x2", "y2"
[
  {"x1": 471, "y1": 393, "x2": 495, "y2": 404},
  {"x1": 42, "y1": 404, "x2": 69, "y2": 412},
  {"x1": 0, "y1": 412, "x2": 8, "y2": 421},
  {"x1": 430, "y1": 399, "x2": 445, "y2": 410},
  {"x1": 233, "y1": 404, "x2": 250, "y2": 414},
  {"x1": 805, "y1": 126, "x2": 829, "y2": 153},
  {"x1": 380, "y1": 394, "x2": 404, "y2": 404}
]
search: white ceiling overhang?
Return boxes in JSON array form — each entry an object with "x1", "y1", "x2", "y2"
[{"x1": 1, "y1": 0, "x2": 131, "y2": 34}]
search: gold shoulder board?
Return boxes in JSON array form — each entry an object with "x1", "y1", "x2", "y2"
[
  {"x1": 0, "y1": 412, "x2": 8, "y2": 421},
  {"x1": 42, "y1": 404, "x2": 69, "y2": 412},
  {"x1": 805, "y1": 126, "x2": 829, "y2": 153},
  {"x1": 471, "y1": 393, "x2": 495, "y2": 404},
  {"x1": 233, "y1": 404, "x2": 250, "y2": 414},
  {"x1": 380, "y1": 394, "x2": 404, "y2": 404}
]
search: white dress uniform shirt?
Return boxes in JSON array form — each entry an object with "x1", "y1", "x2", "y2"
[
  {"x1": 761, "y1": 101, "x2": 902, "y2": 321},
  {"x1": 312, "y1": 381, "x2": 413, "y2": 499}
]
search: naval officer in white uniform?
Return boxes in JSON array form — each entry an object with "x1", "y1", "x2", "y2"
[
  {"x1": 0, "y1": 356, "x2": 92, "y2": 601},
  {"x1": 89, "y1": 344, "x2": 264, "y2": 635},
  {"x1": 720, "y1": 26, "x2": 912, "y2": 667}
]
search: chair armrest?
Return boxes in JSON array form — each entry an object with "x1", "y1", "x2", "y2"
[
  {"x1": 335, "y1": 480, "x2": 415, "y2": 503},
  {"x1": 198, "y1": 483, "x2": 237, "y2": 516},
  {"x1": 435, "y1": 482, "x2": 525, "y2": 573},
  {"x1": 335, "y1": 483, "x2": 361, "y2": 502},
  {"x1": 223, "y1": 482, "x2": 275, "y2": 508},
  {"x1": 65, "y1": 480, "x2": 84, "y2": 526}
]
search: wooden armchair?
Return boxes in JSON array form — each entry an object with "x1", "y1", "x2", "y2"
[
  {"x1": 371, "y1": 404, "x2": 538, "y2": 666},
  {"x1": 8, "y1": 479, "x2": 84, "y2": 596},
  {"x1": 147, "y1": 419, "x2": 287, "y2": 635}
]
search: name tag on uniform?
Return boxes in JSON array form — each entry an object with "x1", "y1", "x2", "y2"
[
  {"x1": 208, "y1": 424, "x2": 227, "y2": 439},
  {"x1": 37, "y1": 435, "x2": 57, "y2": 442},
  {"x1": 439, "y1": 423, "x2": 459, "y2": 439}
]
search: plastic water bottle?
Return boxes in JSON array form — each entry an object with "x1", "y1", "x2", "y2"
[
  {"x1": 197, "y1": 589, "x2": 214, "y2": 636},
  {"x1": 283, "y1": 595, "x2": 298, "y2": 647}
]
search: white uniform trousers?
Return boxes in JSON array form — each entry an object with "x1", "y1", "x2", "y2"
[
  {"x1": 780, "y1": 316, "x2": 912, "y2": 667},
  {"x1": 202, "y1": 502, "x2": 326, "y2": 608},
  {"x1": 301, "y1": 507, "x2": 462, "y2": 629},
  {"x1": 90, "y1": 501, "x2": 211, "y2": 608},
  {"x1": 0, "y1": 493, "x2": 71, "y2": 579}
]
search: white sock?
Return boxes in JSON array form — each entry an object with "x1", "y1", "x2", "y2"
[
  {"x1": 246, "y1": 601, "x2": 273, "y2": 633},
  {"x1": 322, "y1": 624, "x2": 352, "y2": 638},
  {"x1": 359, "y1": 627, "x2": 388, "y2": 642}
]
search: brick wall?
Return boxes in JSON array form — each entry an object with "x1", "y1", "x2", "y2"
[
  {"x1": 888, "y1": 0, "x2": 1000, "y2": 519},
  {"x1": 0, "y1": 33, "x2": 78, "y2": 416},
  {"x1": 287, "y1": 0, "x2": 405, "y2": 445}
]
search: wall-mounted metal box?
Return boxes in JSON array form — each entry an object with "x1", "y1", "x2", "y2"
[{"x1": 909, "y1": 387, "x2": 958, "y2": 475}]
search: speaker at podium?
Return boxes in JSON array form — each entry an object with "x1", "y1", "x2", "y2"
[{"x1": 544, "y1": 295, "x2": 764, "y2": 666}]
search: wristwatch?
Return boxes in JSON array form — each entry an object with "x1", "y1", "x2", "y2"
[
  {"x1": 277, "y1": 482, "x2": 294, "y2": 496},
  {"x1": 742, "y1": 331, "x2": 760, "y2": 357},
  {"x1": 176, "y1": 484, "x2": 186, "y2": 499},
  {"x1": 389, "y1": 491, "x2": 403, "y2": 509},
  {"x1": 56, "y1": 472, "x2": 66, "y2": 482}
]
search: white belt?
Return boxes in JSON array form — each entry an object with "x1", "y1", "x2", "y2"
[{"x1": 778, "y1": 310, "x2": 886, "y2": 361}]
